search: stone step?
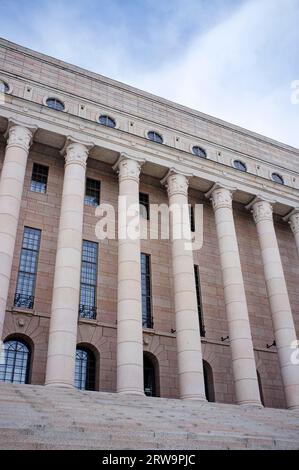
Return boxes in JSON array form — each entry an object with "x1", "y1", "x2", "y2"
[{"x1": 0, "y1": 383, "x2": 298, "y2": 450}]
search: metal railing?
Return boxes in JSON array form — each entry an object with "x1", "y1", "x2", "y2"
[
  {"x1": 14, "y1": 293, "x2": 34, "y2": 309},
  {"x1": 79, "y1": 304, "x2": 97, "y2": 320}
]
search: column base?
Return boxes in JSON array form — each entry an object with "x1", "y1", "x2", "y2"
[
  {"x1": 117, "y1": 389, "x2": 145, "y2": 396},
  {"x1": 45, "y1": 382, "x2": 75, "y2": 389},
  {"x1": 180, "y1": 394, "x2": 207, "y2": 401},
  {"x1": 238, "y1": 400, "x2": 263, "y2": 408},
  {"x1": 287, "y1": 405, "x2": 299, "y2": 411}
]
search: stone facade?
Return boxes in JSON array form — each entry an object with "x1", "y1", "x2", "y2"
[{"x1": 0, "y1": 38, "x2": 298, "y2": 409}]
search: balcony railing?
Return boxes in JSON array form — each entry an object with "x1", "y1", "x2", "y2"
[
  {"x1": 14, "y1": 293, "x2": 34, "y2": 309},
  {"x1": 79, "y1": 304, "x2": 97, "y2": 320}
]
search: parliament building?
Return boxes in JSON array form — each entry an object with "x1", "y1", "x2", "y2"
[{"x1": 0, "y1": 38, "x2": 298, "y2": 422}]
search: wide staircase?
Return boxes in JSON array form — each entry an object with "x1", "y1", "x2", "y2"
[{"x1": 0, "y1": 383, "x2": 298, "y2": 450}]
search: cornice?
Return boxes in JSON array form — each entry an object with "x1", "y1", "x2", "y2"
[
  {"x1": 2, "y1": 71, "x2": 299, "y2": 174},
  {"x1": 1, "y1": 38, "x2": 298, "y2": 158},
  {"x1": 1, "y1": 105, "x2": 299, "y2": 213}
]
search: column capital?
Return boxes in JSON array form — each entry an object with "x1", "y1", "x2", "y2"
[
  {"x1": 113, "y1": 153, "x2": 145, "y2": 182},
  {"x1": 283, "y1": 209, "x2": 299, "y2": 235},
  {"x1": 205, "y1": 183, "x2": 236, "y2": 211},
  {"x1": 246, "y1": 196, "x2": 274, "y2": 224},
  {"x1": 160, "y1": 168, "x2": 192, "y2": 197},
  {"x1": 5, "y1": 120, "x2": 37, "y2": 152},
  {"x1": 61, "y1": 137, "x2": 94, "y2": 169}
]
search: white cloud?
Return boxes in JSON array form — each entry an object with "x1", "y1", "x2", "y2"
[
  {"x1": 1, "y1": 0, "x2": 298, "y2": 147},
  {"x1": 133, "y1": 0, "x2": 299, "y2": 147}
]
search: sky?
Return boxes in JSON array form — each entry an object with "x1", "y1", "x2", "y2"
[{"x1": 1, "y1": 0, "x2": 299, "y2": 147}]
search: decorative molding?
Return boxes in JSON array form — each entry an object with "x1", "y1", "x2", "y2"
[
  {"x1": 286, "y1": 210, "x2": 299, "y2": 234},
  {"x1": 160, "y1": 168, "x2": 193, "y2": 198},
  {"x1": 250, "y1": 199, "x2": 273, "y2": 224},
  {"x1": 205, "y1": 182, "x2": 236, "y2": 211},
  {"x1": 61, "y1": 137, "x2": 94, "y2": 168},
  {"x1": 113, "y1": 153, "x2": 145, "y2": 182},
  {"x1": 5, "y1": 120, "x2": 37, "y2": 152}
]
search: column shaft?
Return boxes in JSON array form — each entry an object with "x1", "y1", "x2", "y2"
[
  {"x1": 115, "y1": 156, "x2": 144, "y2": 395},
  {"x1": 165, "y1": 172, "x2": 206, "y2": 400},
  {"x1": 45, "y1": 142, "x2": 89, "y2": 387},
  {"x1": 209, "y1": 186, "x2": 261, "y2": 406},
  {"x1": 0, "y1": 124, "x2": 35, "y2": 340},
  {"x1": 251, "y1": 199, "x2": 299, "y2": 410}
]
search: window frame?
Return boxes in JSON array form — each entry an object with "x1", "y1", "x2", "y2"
[
  {"x1": 271, "y1": 172, "x2": 284, "y2": 185},
  {"x1": 147, "y1": 131, "x2": 163, "y2": 144},
  {"x1": 0, "y1": 79, "x2": 10, "y2": 94},
  {"x1": 139, "y1": 192, "x2": 150, "y2": 220},
  {"x1": 0, "y1": 338, "x2": 31, "y2": 384},
  {"x1": 141, "y1": 253, "x2": 153, "y2": 329},
  {"x1": 194, "y1": 265, "x2": 205, "y2": 337},
  {"x1": 14, "y1": 227, "x2": 41, "y2": 310},
  {"x1": 192, "y1": 145, "x2": 207, "y2": 158},
  {"x1": 233, "y1": 160, "x2": 247, "y2": 172},
  {"x1": 45, "y1": 97, "x2": 65, "y2": 112},
  {"x1": 79, "y1": 240, "x2": 98, "y2": 320},
  {"x1": 30, "y1": 162, "x2": 49, "y2": 194},
  {"x1": 75, "y1": 346, "x2": 96, "y2": 391},
  {"x1": 85, "y1": 178, "x2": 101, "y2": 207},
  {"x1": 98, "y1": 114, "x2": 116, "y2": 128}
]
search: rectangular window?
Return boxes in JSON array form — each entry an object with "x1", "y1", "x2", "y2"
[
  {"x1": 139, "y1": 192, "x2": 150, "y2": 220},
  {"x1": 141, "y1": 253, "x2": 152, "y2": 328},
  {"x1": 190, "y1": 205, "x2": 195, "y2": 232},
  {"x1": 79, "y1": 240, "x2": 98, "y2": 319},
  {"x1": 194, "y1": 265, "x2": 205, "y2": 337},
  {"x1": 14, "y1": 227, "x2": 41, "y2": 309},
  {"x1": 30, "y1": 163, "x2": 49, "y2": 193},
  {"x1": 85, "y1": 178, "x2": 100, "y2": 207}
]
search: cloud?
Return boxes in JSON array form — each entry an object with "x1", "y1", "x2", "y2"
[
  {"x1": 1, "y1": 0, "x2": 298, "y2": 147},
  {"x1": 134, "y1": 0, "x2": 299, "y2": 147}
]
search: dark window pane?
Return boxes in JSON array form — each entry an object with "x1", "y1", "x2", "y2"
[
  {"x1": 85, "y1": 178, "x2": 100, "y2": 207},
  {"x1": 0, "y1": 80, "x2": 9, "y2": 93},
  {"x1": 0, "y1": 339, "x2": 30, "y2": 384},
  {"x1": 79, "y1": 241, "x2": 98, "y2": 320},
  {"x1": 141, "y1": 253, "x2": 152, "y2": 328},
  {"x1": 30, "y1": 163, "x2": 49, "y2": 193},
  {"x1": 271, "y1": 173, "x2": 284, "y2": 185},
  {"x1": 192, "y1": 146, "x2": 206, "y2": 158},
  {"x1": 147, "y1": 131, "x2": 163, "y2": 144},
  {"x1": 233, "y1": 160, "x2": 247, "y2": 172},
  {"x1": 139, "y1": 192, "x2": 149, "y2": 220},
  {"x1": 194, "y1": 265, "x2": 205, "y2": 337},
  {"x1": 14, "y1": 227, "x2": 41, "y2": 309},
  {"x1": 144, "y1": 355, "x2": 156, "y2": 396},
  {"x1": 98, "y1": 115, "x2": 116, "y2": 128},
  {"x1": 46, "y1": 98, "x2": 64, "y2": 111},
  {"x1": 75, "y1": 347, "x2": 96, "y2": 390},
  {"x1": 190, "y1": 205, "x2": 195, "y2": 232}
]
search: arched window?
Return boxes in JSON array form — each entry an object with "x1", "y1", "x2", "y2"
[
  {"x1": 46, "y1": 98, "x2": 65, "y2": 111},
  {"x1": 192, "y1": 146, "x2": 206, "y2": 158},
  {"x1": 203, "y1": 360, "x2": 215, "y2": 402},
  {"x1": 233, "y1": 160, "x2": 247, "y2": 172},
  {"x1": 257, "y1": 370, "x2": 265, "y2": 406},
  {"x1": 0, "y1": 80, "x2": 9, "y2": 94},
  {"x1": 147, "y1": 131, "x2": 163, "y2": 144},
  {"x1": 143, "y1": 353, "x2": 159, "y2": 397},
  {"x1": 98, "y1": 115, "x2": 116, "y2": 128},
  {"x1": 271, "y1": 172, "x2": 284, "y2": 185},
  {"x1": 0, "y1": 338, "x2": 31, "y2": 384},
  {"x1": 75, "y1": 346, "x2": 96, "y2": 391}
]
